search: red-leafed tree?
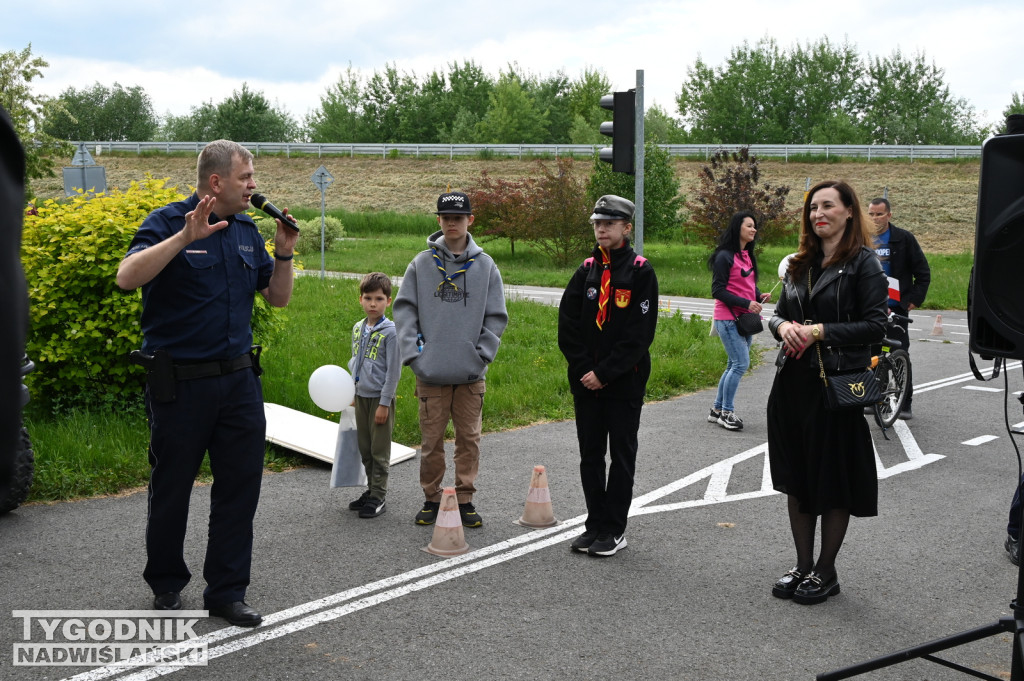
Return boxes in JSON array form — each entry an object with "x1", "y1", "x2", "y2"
[
  {"x1": 467, "y1": 158, "x2": 592, "y2": 266},
  {"x1": 686, "y1": 147, "x2": 796, "y2": 253}
]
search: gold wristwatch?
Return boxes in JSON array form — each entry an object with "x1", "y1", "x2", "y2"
[{"x1": 811, "y1": 324, "x2": 821, "y2": 340}]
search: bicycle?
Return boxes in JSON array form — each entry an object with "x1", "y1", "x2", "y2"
[{"x1": 871, "y1": 311, "x2": 913, "y2": 430}]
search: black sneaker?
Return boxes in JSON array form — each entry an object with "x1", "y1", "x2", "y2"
[
  {"x1": 414, "y1": 501, "x2": 440, "y2": 525},
  {"x1": 570, "y1": 530, "x2": 599, "y2": 553},
  {"x1": 708, "y1": 407, "x2": 722, "y2": 423},
  {"x1": 588, "y1": 533, "x2": 627, "y2": 557},
  {"x1": 358, "y1": 497, "x2": 386, "y2": 518},
  {"x1": 459, "y1": 502, "x2": 483, "y2": 528},
  {"x1": 348, "y1": 490, "x2": 370, "y2": 511},
  {"x1": 717, "y1": 411, "x2": 743, "y2": 431}
]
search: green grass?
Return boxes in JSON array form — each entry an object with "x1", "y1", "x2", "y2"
[{"x1": 26, "y1": 408, "x2": 156, "y2": 501}]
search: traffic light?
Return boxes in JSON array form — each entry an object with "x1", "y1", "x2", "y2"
[
  {"x1": 599, "y1": 90, "x2": 635, "y2": 175},
  {"x1": 969, "y1": 118, "x2": 1024, "y2": 359}
]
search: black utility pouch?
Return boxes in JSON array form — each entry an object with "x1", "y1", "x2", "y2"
[
  {"x1": 140, "y1": 349, "x2": 177, "y2": 403},
  {"x1": 250, "y1": 345, "x2": 264, "y2": 377}
]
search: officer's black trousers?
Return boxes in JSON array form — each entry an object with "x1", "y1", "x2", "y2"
[
  {"x1": 143, "y1": 368, "x2": 265, "y2": 607},
  {"x1": 573, "y1": 395, "x2": 643, "y2": 537}
]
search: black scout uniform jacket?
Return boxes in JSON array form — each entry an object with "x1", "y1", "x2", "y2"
[{"x1": 558, "y1": 239, "x2": 659, "y2": 400}]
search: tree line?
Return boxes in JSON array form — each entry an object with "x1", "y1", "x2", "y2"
[{"x1": 5, "y1": 40, "x2": 1024, "y2": 180}]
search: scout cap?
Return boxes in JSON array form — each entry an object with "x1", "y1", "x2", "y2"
[
  {"x1": 590, "y1": 195, "x2": 635, "y2": 221},
  {"x1": 436, "y1": 191, "x2": 472, "y2": 215}
]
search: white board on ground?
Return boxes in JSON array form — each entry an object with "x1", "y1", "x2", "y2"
[{"x1": 264, "y1": 403, "x2": 415, "y2": 465}]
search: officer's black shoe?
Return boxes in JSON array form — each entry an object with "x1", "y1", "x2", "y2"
[
  {"x1": 207, "y1": 601, "x2": 262, "y2": 627},
  {"x1": 153, "y1": 592, "x2": 181, "y2": 611}
]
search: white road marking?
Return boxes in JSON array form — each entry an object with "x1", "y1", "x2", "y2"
[
  {"x1": 964, "y1": 386, "x2": 1004, "y2": 392},
  {"x1": 874, "y1": 419, "x2": 945, "y2": 479},
  {"x1": 914, "y1": 362, "x2": 1021, "y2": 393},
  {"x1": 963, "y1": 435, "x2": 999, "y2": 446}
]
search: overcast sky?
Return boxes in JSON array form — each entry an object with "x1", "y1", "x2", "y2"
[{"x1": 5, "y1": 0, "x2": 1022, "y2": 131}]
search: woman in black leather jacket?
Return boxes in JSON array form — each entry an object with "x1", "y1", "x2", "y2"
[{"x1": 766, "y1": 180, "x2": 887, "y2": 605}]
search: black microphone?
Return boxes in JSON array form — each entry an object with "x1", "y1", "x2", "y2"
[{"x1": 250, "y1": 193, "x2": 300, "y2": 232}]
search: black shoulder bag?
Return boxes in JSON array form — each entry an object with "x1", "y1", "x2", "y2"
[
  {"x1": 809, "y1": 268, "x2": 881, "y2": 410},
  {"x1": 733, "y1": 310, "x2": 764, "y2": 337}
]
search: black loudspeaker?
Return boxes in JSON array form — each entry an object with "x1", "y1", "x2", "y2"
[{"x1": 970, "y1": 119, "x2": 1024, "y2": 359}]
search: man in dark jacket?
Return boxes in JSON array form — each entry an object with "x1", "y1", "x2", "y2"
[
  {"x1": 868, "y1": 198, "x2": 930, "y2": 419},
  {"x1": 558, "y1": 195, "x2": 658, "y2": 557}
]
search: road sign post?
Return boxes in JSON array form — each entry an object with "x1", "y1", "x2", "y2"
[{"x1": 311, "y1": 165, "x2": 334, "y2": 279}]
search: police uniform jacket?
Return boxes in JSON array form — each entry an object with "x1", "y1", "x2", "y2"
[
  {"x1": 558, "y1": 239, "x2": 659, "y2": 400},
  {"x1": 126, "y1": 193, "x2": 275, "y2": 361}
]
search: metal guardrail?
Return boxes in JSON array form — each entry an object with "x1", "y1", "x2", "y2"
[{"x1": 74, "y1": 141, "x2": 983, "y2": 161}]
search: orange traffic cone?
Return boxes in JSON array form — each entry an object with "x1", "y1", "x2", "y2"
[
  {"x1": 423, "y1": 487, "x2": 468, "y2": 556},
  {"x1": 515, "y1": 465, "x2": 558, "y2": 528},
  {"x1": 931, "y1": 314, "x2": 944, "y2": 336}
]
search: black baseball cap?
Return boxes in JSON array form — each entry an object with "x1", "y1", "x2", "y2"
[{"x1": 435, "y1": 191, "x2": 472, "y2": 215}]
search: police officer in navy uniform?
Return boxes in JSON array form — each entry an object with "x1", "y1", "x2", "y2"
[{"x1": 117, "y1": 140, "x2": 298, "y2": 627}]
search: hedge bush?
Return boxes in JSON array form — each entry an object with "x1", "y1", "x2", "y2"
[{"x1": 22, "y1": 176, "x2": 282, "y2": 410}]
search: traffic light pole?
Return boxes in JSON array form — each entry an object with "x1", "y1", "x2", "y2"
[{"x1": 634, "y1": 69, "x2": 645, "y2": 255}]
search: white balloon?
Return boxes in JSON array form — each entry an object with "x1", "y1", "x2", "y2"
[
  {"x1": 308, "y1": 365, "x2": 355, "y2": 412},
  {"x1": 777, "y1": 253, "x2": 796, "y2": 280}
]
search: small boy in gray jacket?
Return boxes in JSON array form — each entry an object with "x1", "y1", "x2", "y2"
[
  {"x1": 347, "y1": 272, "x2": 401, "y2": 518},
  {"x1": 393, "y1": 191, "x2": 508, "y2": 528}
]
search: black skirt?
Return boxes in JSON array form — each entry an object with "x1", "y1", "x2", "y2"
[{"x1": 766, "y1": 354, "x2": 878, "y2": 517}]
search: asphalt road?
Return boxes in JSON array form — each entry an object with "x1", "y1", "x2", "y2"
[{"x1": 4, "y1": 307, "x2": 1024, "y2": 681}]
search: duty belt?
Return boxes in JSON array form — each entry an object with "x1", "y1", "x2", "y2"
[{"x1": 173, "y1": 353, "x2": 253, "y2": 380}]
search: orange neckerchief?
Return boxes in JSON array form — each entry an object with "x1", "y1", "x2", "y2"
[{"x1": 595, "y1": 246, "x2": 612, "y2": 329}]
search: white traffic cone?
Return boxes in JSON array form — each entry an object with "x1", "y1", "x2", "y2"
[
  {"x1": 931, "y1": 314, "x2": 944, "y2": 336},
  {"x1": 515, "y1": 465, "x2": 558, "y2": 528},
  {"x1": 423, "y1": 487, "x2": 469, "y2": 556}
]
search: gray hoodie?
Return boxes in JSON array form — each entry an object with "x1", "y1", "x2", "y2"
[
  {"x1": 347, "y1": 316, "x2": 400, "y2": 404},
  {"x1": 393, "y1": 230, "x2": 508, "y2": 385}
]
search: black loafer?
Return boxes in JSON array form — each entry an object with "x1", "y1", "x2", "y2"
[
  {"x1": 793, "y1": 571, "x2": 840, "y2": 605},
  {"x1": 153, "y1": 592, "x2": 182, "y2": 610},
  {"x1": 771, "y1": 568, "x2": 806, "y2": 599},
  {"x1": 207, "y1": 601, "x2": 262, "y2": 627}
]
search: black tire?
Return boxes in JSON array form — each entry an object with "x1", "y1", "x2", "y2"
[
  {"x1": 874, "y1": 350, "x2": 910, "y2": 429},
  {"x1": 0, "y1": 427, "x2": 34, "y2": 514}
]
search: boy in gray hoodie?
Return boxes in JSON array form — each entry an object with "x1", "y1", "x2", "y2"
[
  {"x1": 393, "y1": 191, "x2": 508, "y2": 528},
  {"x1": 347, "y1": 272, "x2": 400, "y2": 518}
]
